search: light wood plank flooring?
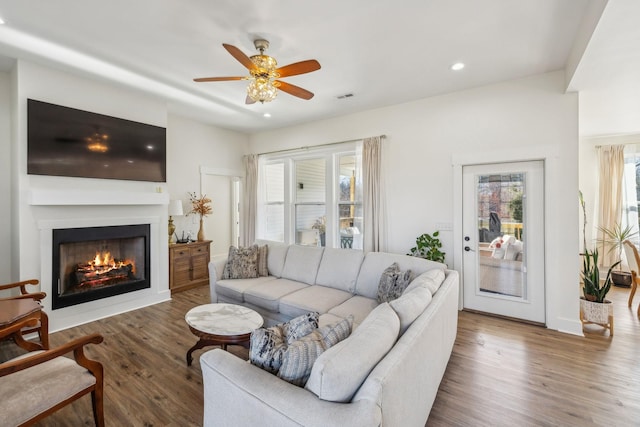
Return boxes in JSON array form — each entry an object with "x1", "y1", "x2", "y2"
[{"x1": 1, "y1": 285, "x2": 639, "y2": 426}]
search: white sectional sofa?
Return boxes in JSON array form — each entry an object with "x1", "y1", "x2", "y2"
[{"x1": 202, "y1": 241, "x2": 459, "y2": 427}]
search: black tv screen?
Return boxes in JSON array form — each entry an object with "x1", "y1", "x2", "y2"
[{"x1": 28, "y1": 99, "x2": 166, "y2": 182}]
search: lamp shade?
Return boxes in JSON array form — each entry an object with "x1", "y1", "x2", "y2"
[{"x1": 168, "y1": 200, "x2": 184, "y2": 216}]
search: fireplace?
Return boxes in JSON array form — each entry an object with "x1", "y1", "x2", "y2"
[{"x1": 52, "y1": 224, "x2": 151, "y2": 309}]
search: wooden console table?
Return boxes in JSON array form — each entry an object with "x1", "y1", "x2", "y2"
[{"x1": 169, "y1": 240, "x2": 211, "y2": 293}]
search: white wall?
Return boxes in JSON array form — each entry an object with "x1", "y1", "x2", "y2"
[
  {"x1": 166, "y1": 113, "x2": 248, "y2": 251},
  {"x1": 0, "y1": 71, "x2": 12, "y2": 285},
  {"x1": 250, "y1": 71, "x2": 582, "y2": 334}
]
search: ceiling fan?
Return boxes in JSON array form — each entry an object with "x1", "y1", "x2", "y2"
[{"x1": 194, "y1": 39, "x2": 321, "y2": 104}]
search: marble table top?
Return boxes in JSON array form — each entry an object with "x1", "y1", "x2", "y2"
[{"x1": 185, "y1": 303, "x2": 263, "y2": 336}]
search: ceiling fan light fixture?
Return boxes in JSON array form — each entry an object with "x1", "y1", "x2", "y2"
[{"x1": 247, "y1": 77, "x2": 278, "y2": 103}]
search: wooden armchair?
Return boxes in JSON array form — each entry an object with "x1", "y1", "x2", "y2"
[
  {"x1": 622, "y1": 240, "x2": 640, "y2": 316},
  {"x1": 0, "y1": 280, "x2": 49, "y2": 348},
  {"x1": 0, "y1": 317, "x2": 104, "y2": 426}
]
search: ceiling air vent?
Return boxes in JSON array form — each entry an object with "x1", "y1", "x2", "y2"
[{"x1": 337, "y1": 93, "x2": 354, "y2": 99}]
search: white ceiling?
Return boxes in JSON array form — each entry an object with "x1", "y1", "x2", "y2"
[{"x1": 0, "y1": 0, "x2": 610, "y2": 134}]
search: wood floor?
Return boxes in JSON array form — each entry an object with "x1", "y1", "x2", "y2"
[{"x1": 2, "y1": 285, "x2": 639, "y2": 426}]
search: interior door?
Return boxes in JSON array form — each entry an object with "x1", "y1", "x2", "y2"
[
  {"x1": 462, "y1": 161, "x2": 545, "y2": 323},
  {"x1": 202, "y1": 174, "x2": 240, "y2": 257}
]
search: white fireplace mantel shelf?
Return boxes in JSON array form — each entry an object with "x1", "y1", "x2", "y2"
[{"x1": 28, "y1": 189, "x2": 170, "y2": 206}]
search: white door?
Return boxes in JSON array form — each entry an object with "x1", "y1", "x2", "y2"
[
  {"x1": 462, "y1": 161, "x2": 545, "y2": 323},
  {"x1": 202, "y1": 175, "x2": 240, "y2": 257}
]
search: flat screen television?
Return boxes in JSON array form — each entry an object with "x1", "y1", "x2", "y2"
[{"x1": 27, "y1": 99, "x2": 166, "y2": 182}]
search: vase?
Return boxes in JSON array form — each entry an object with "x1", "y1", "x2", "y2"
[{"x1": 197, "y1": 217, "x2": 205, "y2": 241}]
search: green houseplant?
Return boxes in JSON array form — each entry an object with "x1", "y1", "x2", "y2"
[
  {"x1": 408, "y1": 231, "x2": 446, "y2": 264},
  {"x1": 581, "y1": 248, "x2": 618, "y2": 335},
  {"x1": 597, "y1": 222, "x2": 638, "y2": 287}
]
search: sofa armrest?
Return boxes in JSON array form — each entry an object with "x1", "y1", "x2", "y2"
[
  {"x1": 208, "y1": 258, "x2": 227, "y2": 303},
  {"x1": 201, "y1": 349, "x2": 381, "y2": 427}
]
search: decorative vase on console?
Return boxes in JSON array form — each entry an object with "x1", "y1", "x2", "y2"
[{"x1": 188, "y1": 192, "x2": 212, "y2": 242}]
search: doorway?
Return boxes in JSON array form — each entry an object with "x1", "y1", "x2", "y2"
[
  {"x1": 462, "y1": 161, "x2": 545, "y2": 323},
  {"x1": 201, "y1": 173, "x2": 241, "y2": 257}
]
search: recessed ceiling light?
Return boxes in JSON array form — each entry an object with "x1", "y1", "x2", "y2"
[
  {"x1": 0, "y1": 17, "x2": 5, "y2": 25},
  {"x1": 263, "y1": 113, "x2": 271, "y2": 118},
  {"x1": 451, "y1": 62, "x2": 465, "y2": 71}
]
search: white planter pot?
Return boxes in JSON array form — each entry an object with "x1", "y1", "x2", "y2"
[{"x1": 580, "y1": 297, "x2": 613, "y2": 336}]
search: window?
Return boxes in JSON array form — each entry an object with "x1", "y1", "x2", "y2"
[
  {"x1": 263, "y1": 162, "x2": 285, "y2": 242},
  {"x1": 258, "y1": 143, "x2": 362, "y2": 249}
]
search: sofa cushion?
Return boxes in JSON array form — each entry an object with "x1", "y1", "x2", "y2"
[
  {"x1": 355, "y1": 252, "x2": 445, "y2": 299},
  {"x1": 281, "y1": 245, "x2": 325, "y2": 285},
  {"x1": 389, "y1": 286, "x2": 433, "y2": 335},
  {"x1": 306, "y1": 302, "x2": 400, "y2": 402},
  {"x1": 249, "y1": 312, "x2": 320, "y2": 374},
  {"x1": 277, "y1": 317, "x2": 353, "y2": 387},
  {"x1": 327, "y1": 295, "x2": 379, "y2": 328},
  {"x1": 222, "y1": 245, "x2": 259, "y2": 279},
  {"x1": 279, "y1": 286, "x2": 353, "y2": 318},
  {"x1": 315, "y1": 248, "x2": 364, "y2": 293},
  {"x1": 216, "y1": 276, "x2": 278, "y2": 302},
  {"x1": 376, "y1": 262, "x2": 413, "y2": 303},
  {"x1": 404, "y1": 268, "x2": 446, "y2": 296},
  {"x1": 318, "y1": 313, "x2": 345, "y2": 328},
  {"x1": 243, "y1": 279, "x2": 309, "y2": 312},
  {"x1": 255, "y1": 239, "x2": 289, "y2": 278}
]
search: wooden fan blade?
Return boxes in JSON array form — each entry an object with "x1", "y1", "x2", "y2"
[
  {"x1": 276, "y1": 60, "x2": 321, "y2": 78},
  {"x1": 276, "y1": 81, "x2": 314, "y2": 100},
  {"x1": 223, "y1": 43, "x2": 257, "y2": 71},
  {"x1": 193, "y1": 76, "x2": 245, "y2": 82},
  {"x1": 245, "y1": 96, "x2": 257, "y2": 105}
]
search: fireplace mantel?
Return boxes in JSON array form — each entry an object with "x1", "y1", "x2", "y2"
[{"x1": 28, "y1": 189, "x2": 170, "y2": 206}]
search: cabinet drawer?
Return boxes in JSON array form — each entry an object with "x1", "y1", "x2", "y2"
[
  {"x1": 172, "y1": 248, "x2": 191, "y2": 260},
  {"x1": 190, "y1": 245, "x2": 209, "y2": 257}
]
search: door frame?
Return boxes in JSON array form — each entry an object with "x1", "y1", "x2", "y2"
[{"x1": 452, "y1": 144, "x2": 580, "y2": 333}]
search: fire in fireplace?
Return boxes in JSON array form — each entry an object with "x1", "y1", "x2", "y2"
[{"x1": 53, "y1": 224, "x2": 151, "y2": 309}]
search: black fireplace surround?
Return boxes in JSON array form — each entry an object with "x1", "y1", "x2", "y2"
[{"x1": 52, "y1": 224, "x2": 151, "y2": 310}]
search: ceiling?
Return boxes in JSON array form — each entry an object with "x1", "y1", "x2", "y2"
[{"x1": 0, "y1": 0, "x2": 613, "y2": 134}]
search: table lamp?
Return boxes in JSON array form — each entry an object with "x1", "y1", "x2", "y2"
[{"x1": 168, "y1": 200, "x2": 184, "y2": 244}]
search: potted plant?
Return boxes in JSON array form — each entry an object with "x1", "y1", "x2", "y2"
[
  {"x1": 597, "y1": 222, "x2": 638, "y2": 287},
  {"x1": 188, "y1": 192, "x2": 212, "y2": 241},
  {"x1": 580, "y1": 248, "x2": 618, "y2": 334},
  {"x1": 408, "y1": 231, "x2": 446, "y2": 264}
]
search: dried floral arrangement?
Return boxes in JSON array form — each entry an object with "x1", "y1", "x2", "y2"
[{"x1": 188, "y1": 192, "x2": 212, "y2": 217}]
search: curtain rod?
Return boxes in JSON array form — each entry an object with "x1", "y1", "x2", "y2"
[{"x1": 256, "y1": 134, "x2": 386, "y2": 157}]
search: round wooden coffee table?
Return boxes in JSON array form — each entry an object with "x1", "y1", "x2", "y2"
[{"x1": 185, "y1": 303, "x2": 263, "y2": 366}]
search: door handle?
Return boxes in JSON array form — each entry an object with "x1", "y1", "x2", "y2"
[{"x1": 464, "y1": 246, "x2": 475, "y2": 252}]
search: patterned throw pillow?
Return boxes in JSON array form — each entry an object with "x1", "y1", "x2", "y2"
[
  {"x1": 277, "y1": 316, "x2": 353, "y2": 387},
  {"x1": 377, "y1": 262, "x2": 414, "y2": 303},
  {"x1": 257, "y1": 244, "x2": 269, "y2": 277},
  {"x1": 282, "y1": 312, "x2": 319, "y2": 344},
  {"x1": 249, "y1": 326, "x2": 287, "y2": 374},
  {"x1": 249, "y1": 312, "x2": 319, "y2": 374},
  {"x1": 222, "y1": 245, "x2": 259, "y2": 279}
]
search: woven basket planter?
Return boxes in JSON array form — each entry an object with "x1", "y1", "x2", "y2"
[{"x1": 580, "y1": 297, "x2": 614, "y2": 336}]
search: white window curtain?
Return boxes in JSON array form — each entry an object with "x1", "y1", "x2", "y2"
[
  {"x1": 242, "y1": 154, "x2": 258, "y2": 246},
  {"x1": 622, "y1": 147, "x2": 640, "y2": 248},
  {"x1": 596, "y1": 145, "x2": 625, "y2": 267},
  {"x1": 362, "y1": 136, "x2": 386, "y2": 253}
]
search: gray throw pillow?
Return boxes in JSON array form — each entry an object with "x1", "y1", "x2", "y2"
[
  {"x1": 278, "y1": 316, "x2": 353, "y2": 387},
  {"x1": 249, "y1": 312, "x2": 319, "y2": 374},
  {"x1": 377, "y1": 262, "x2": 414, "y2": 303},
  {"x1": 222, "y1": 245, "x2": 259, "y2": 279}
]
